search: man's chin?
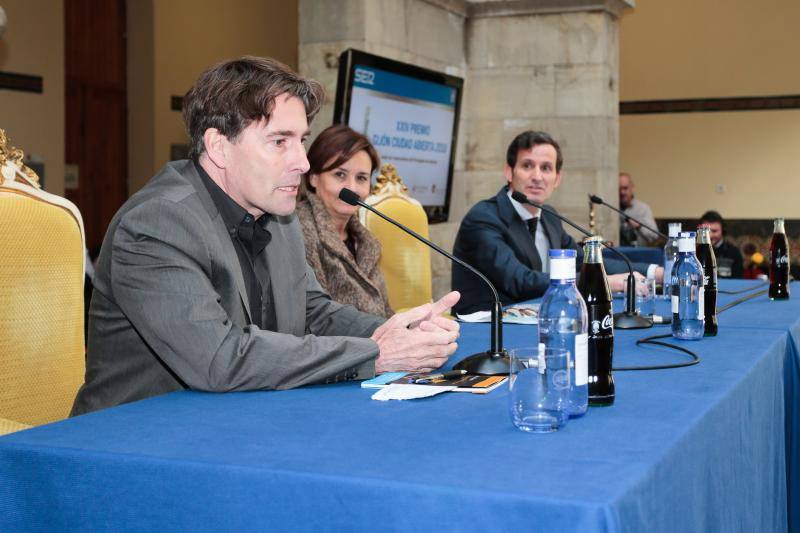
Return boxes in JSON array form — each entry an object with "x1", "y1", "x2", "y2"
[{"x1": 269, "y1": 200, "x2": 297, "y2": 217}]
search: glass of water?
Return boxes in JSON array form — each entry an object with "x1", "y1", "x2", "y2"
[{"x1": 509, "y1": 346, "x2": 571, "y2": 433}]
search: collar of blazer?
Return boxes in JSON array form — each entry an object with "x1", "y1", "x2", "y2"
[{"x1": 178, "y1": 161, "x2": 254, "y2": 324}]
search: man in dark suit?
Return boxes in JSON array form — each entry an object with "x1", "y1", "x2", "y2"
[
  {"x1": 452, "y1": 131, "x2": 661, "y2": 314},
  {"x1": 700, "y1": 210, "x2": 744, "y2": 278},
  {"x1": 72, "y1": 57, "x2": 460, "y2": 415}
]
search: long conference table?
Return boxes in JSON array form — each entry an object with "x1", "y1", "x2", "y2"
[{"x1": 1, "y1": 279, "x2": 797, "y2": 532}]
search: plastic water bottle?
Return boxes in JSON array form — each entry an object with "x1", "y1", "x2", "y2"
[
  {"x1": 662, "y1": 223, "x2": 681, "y2": 300},
  {"x1": 539, "y1": 249, "x2": 589, "y2": 417},
  {"x1": 671, "y1": 232, "x2": 704, "y2": 340}
]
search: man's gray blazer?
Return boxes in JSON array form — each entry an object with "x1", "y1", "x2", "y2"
[{"x1": 71, "y1": 160, "x2": 384, "y2": 416}]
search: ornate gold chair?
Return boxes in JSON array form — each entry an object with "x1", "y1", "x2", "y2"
[
  {"x1": 359, "y1": 164, "x2": 432, "y2": 311},
  {"x1": 0, "y1": 130, "x2": 86, "y2": 435}
]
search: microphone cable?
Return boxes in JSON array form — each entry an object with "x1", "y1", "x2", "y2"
[
  {"x1": 718, "y1": 280, "x2": 768, "y2": 295},
  {"x1": 616, "y1": 280, "x2": 792, "y2": 371},
  {"x1": 613, "y1": 333, "x2": 700, "y2": 371}
]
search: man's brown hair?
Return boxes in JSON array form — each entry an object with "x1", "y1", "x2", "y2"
[{"x1": 182, "y1": 56, "x2": 324, "y2": 158}]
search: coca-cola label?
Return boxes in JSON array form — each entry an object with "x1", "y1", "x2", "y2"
[
  {"x1": 588, "y1": 306, "x2": 613, "y2": 337},
  {"x1": 774, "y1": 254, "x2": 789, "y2": 265}
]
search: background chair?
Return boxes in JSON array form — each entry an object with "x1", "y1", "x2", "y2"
[
  {"x1": 359, "y1": 164, "x2": 432, "y2": 311},
  {"x1": 0, "y1": 129, "x2": 85, "y2": 435}
]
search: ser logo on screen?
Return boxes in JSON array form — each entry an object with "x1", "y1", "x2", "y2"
[{"x1": 354, "y1": 68, "x2": 375, "y2": 86}]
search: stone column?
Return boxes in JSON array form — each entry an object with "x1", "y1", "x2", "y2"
[{"x1": 463, "y1": 0, "x2": 633, "y2": 244}]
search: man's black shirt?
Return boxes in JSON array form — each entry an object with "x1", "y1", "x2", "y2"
[{"x1": 195, "y1": 161, "x2": 277, "y2": 330}]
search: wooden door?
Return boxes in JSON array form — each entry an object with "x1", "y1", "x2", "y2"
[{"x1": 64, "y1": 0, "x2": 128, "y2": 252}]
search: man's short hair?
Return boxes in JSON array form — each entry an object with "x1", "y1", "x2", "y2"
[
  {"x1": 183, "y1": 56, "x2": 325, "y2": 159},
  {"x1": 700, "y1": 210, "x2": 725, "y2": 231},
  {"x1": 506, "y1": 130, "x2": 563, "y2": 172}
]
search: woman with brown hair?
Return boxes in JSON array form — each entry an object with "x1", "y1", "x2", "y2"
[{"x1": 296, "y1": 124, "x2": 393, "y2": 317}]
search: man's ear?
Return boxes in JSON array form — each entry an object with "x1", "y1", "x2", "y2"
[
  {"x1": 202, "y1": 128, "x2": 227, "y2": 169},
  {"x1": 503, "y1": 164, "x2": 513, "y2": 185},
  {"x1": 553, "y1": 170, "x2": 563, "y2": 190}
]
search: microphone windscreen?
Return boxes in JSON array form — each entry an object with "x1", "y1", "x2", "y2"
[
  {"x1": 338, "y1": 187, "x2": 361, "y2": 206},
  {"x1": 511, "y1": 190, "x2": 529, "y2": 204},
  {"x1": 589, "y1": 194, "x2": 603, "y2": 204}
]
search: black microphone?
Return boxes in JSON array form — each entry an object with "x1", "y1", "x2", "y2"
[
  {"x1": 338, "y1": 188, "x2": 509, "y2": 374},
  {"x1": 512, "y1": 190, "x2": 652, "y2": 329},
  {"x1": 589, "y1": 194, "x2": 667, "y2": 240}
]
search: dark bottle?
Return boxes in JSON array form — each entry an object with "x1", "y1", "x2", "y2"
[
  {"x1": 695, "y1": 226, "x2": 718, "y2": 336},
  {"x1": 769, "y1": 218, "x2": 791, "y2": 300},
  {"x1": 577, "y1": 236, "x2": 614, "y2": 406}
]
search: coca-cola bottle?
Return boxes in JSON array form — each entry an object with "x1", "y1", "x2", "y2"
[
  {"x1": 769, "y1": 218, "x2": 790, "y2": 300},
  {"x1": 577, "y1": 236, "x2": 614, "y2": 406},
  {"x1": 695, "y1": 226, "x2": 718, "y2": 336}
]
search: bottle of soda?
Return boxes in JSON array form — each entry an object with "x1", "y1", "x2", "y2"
[
  {"x1": 662, "y1": 223, "x2": 682, "y2": 300},
  {"x1": 671, "y1": 232, "x2": 705, "y2": 340},
  {"x1": 695, "y1": 226, "x2": 718, "y2": 336},
  {"x1": 577, "y1": 237, "x2": 614, "y2": 406},
  {"x1": 769, "y1": 217, "x2": 791, "y2": 300},
  {"x1": 539, "y1": 249, "x2": 589, "y2": 417}
]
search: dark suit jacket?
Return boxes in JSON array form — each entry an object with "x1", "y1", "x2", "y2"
[
  {"x1": 452, "y1": 186, "x2": 647, "y2": 314},
  {"x1": 72, "y1": 160, "x2": 384, "y2": 415}
]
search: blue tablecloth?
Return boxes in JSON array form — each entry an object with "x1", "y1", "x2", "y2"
[{"x1": 0, "y1": 281, "x2": 796, "y2": 532}]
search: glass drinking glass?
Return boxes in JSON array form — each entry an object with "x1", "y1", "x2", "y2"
[
  {"x1": 624, "y1": 276, "x2": 656, "y2": 316},
  {"x1": 509, "y1": 346, "x2": 571, "y2": 433}
]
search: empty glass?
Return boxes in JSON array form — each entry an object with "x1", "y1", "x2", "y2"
[
  {"x1": 624, "y1": 276, "x2": 656, "y2": 316},
  {"x1": 509, "y1": 346, "x2": 571, "y2": 433}
]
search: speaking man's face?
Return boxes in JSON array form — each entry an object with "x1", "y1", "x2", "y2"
[
  {"x1": 504, "y1": 143, "x2": 562, "y2": 208},
  {"x1": 221, "y1": 94, "x2": 311, "y2": 217}
]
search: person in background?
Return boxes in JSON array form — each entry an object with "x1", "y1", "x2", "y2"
[
  {"x1": 451, "y1": 130, "x2": 662, "y2": 315},
  {"x1": 619, "y1": 172, "x2": 659, "y2": 247},
  {"x1": 296, "y1": 124, "x2": 392, "y2": 317},
  {"x1": 699, "y1": 210, "x2": 744, "y2": 278}
]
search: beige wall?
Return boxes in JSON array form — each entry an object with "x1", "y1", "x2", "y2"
[
  {"x1": 619, "y1": 0, "x2": 800, "y2": 219},
  {"x1": 128, "y1": 0, "x2": 298, "y2": 192},
  {"x1": 0, "y1": 0, "x2": 65, "y2": 195}
]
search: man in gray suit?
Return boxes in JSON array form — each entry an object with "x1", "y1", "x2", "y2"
[{"x1": 72, "y1": 57, "x2": 460, "y2": 415}]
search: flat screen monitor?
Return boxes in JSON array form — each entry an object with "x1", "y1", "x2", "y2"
[{"x1": 333, "y1": 49, "x2": 463, "y2": 223}]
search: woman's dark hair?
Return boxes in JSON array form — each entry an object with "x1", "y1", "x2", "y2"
[
  {"x1": 303, "y1": 124, "x2": 381, "y2": 193},
  {"x1": 182, "y1": 56, "x2": 324, "y2": 159}
]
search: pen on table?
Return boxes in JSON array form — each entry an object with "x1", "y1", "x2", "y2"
[{"x1": 413, "y1": 369, "x2": 467, "y2": 384}]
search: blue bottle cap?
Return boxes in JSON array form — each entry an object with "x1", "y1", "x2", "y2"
[{"x1": 548, "y1": 249, "x2": 577, "y2": 259}]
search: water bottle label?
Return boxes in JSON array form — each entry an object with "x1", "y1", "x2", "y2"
[
  {"x1": 574, "y1": 333, "x2": 588, "y2": 386},
  {"x1": 671, "y1": 295, "x2": 679, "y2": 314},
  {"x1": 550, "y1": 257, "x2": 576, "y2": 280},
  {"x1": 697, "y1": 286, "x2": 705, "y2": 320}
]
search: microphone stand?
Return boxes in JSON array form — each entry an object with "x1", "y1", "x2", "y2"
[
  {"x1": 338, "y1": 188, "x2": 509, "y2": 375},
  {"x1": 511, "y1": 191, "x2": 652, "y2": 329},
  {"x1": 588, "y1": 194, "x2": 667, "y2": 241}
]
